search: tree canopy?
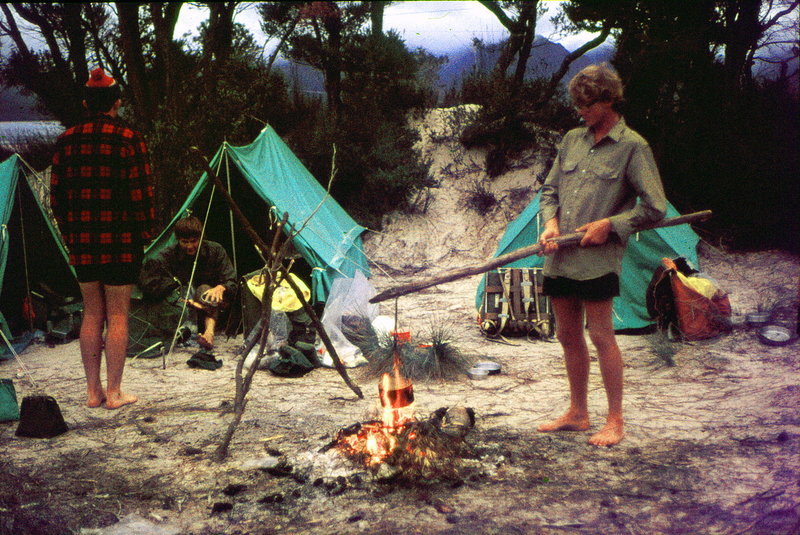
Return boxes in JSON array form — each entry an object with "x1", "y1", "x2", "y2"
[{"x1": 1, "y1": 1, "x2": 797, "y2": 250}]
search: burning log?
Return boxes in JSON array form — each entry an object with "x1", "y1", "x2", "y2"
[
  {"x1": 322, "y1": 345, "x2": 475, "y2": 480},
  {"x1": 322, "y1": 407, "x2": 475, "y2": 481}
]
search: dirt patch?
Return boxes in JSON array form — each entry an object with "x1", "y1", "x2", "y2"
[{"x1": 1, "y1": 107, "x2": 798, "y2": 535}]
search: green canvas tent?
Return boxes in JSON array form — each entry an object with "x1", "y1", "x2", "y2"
[
  {"x1": 0, "y1": 154, "x2": 80, "y2": 356},
  {"x1": 475, "y1": 191, "x2": 700, "y2": 332},
  {"x1": 144, "y1": 125, "x2": 370, "y2": 305}
]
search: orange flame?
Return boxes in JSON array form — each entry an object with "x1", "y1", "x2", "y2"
[{"x1": 337, "y1": 350, "x2": 417, "y2": 465}]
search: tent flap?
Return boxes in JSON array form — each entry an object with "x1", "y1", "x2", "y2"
[{"x1": 0, "y1": 154, "x2": 79, "y2": 341}]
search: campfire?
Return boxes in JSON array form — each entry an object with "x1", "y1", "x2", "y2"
[{"x1": 323, "y1": 349, "x2": 475, "y2": 480}]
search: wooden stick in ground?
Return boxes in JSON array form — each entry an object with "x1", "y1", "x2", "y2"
[
  {"x1": 215, "y1": 267, "x2": 277, "y2": 462},
  {"x1": 190, "y1": 148, "x2": 363, "y2": 399},
  {"x1": 370, "y1": 210, "x2": 713, "y2": 304}
]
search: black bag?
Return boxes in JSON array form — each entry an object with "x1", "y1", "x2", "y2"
[
  {"x1": 478, "y1": 267, "x2": 554, "y2": 339},
  {"x1": 15, "y1": 395, "x2": 68, "y2": 438}
]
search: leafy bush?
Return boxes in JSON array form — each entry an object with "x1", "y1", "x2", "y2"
[
  {"x1": 293, "y1": 112, "x2": 431, "y2": 230},
  {"x1": 462, "y1": 178, "x2": 497, "y2": 215},
  {"x1": 457, "y1": 73, "x2": 578, "y2": 177}
]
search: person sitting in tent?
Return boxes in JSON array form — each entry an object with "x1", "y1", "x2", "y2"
[
  {"x1": 50, "y1": 67, "x2": 156, "y2": 409},
  {"x1": 139, "y1": 216, "x2": 236, "y2": 350},
  {"x1": 536, "y1": 63, "x2": 667, "y2": 447}
]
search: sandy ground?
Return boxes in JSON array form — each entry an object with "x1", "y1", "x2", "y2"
[{"x1": 1, "y1": 108, "x2": 798, "y2": 535}]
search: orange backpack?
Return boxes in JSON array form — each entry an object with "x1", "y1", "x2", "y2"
[{"x1": 648, "y1": 258, "x2": 731, "y2": 341}]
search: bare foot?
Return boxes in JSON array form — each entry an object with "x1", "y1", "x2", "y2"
[
  {"x1": 588, "y1": 419, "x2": 624, "y2": 447},
  {"x1": 104, "y1": 392, "x2": 138, "y2": 410},
  {"x1": 86, "y1": 394, "x2": 106, "y2": 408},
  {"x1": 197, "y1": 332, "x2": 214, "y2": 350},
  {"x1": 537, "y1": 411, "x2": 590, "y2": 432}
]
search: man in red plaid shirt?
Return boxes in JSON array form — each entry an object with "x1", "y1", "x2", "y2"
[{"x1": 51, "y1": 68, "x2": 155, "y2": 410}]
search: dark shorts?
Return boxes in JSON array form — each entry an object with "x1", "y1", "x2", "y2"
[
  {"x1": 543, "y1": 273, "x2": 620, "y2": 301},
  {"x1": 74, "y1": 261, "x2": 142, "y2": 286}
]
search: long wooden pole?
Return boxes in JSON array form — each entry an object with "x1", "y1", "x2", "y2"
[{"x1": 370, "y1": 210, "x2": 712, "y2": 304}]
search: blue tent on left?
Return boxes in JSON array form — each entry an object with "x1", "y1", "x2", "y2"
[
  {"x1": 476, "y1": 191, "x2": 701, "y2": 332},
  {"x1": 0, "y1": 154, "x2": 80, "y2": 358}
]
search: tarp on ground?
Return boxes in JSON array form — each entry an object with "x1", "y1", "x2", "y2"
[{"x1": 475, "y1": 191, "x2": 701, "y2": 332}]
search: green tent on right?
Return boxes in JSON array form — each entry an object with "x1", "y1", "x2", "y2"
[{"x1": 476, "y1": 191, "x2": 701, "y2": 332}]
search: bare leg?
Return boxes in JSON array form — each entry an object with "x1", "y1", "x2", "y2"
[
  {"x1": 538, "y1": 296, "x2": 591, "y2": 432},
  {"x1": 78, "y1": 282, "x2": 106, "y2": 408},
  {"x1": 198, "y1": 315, "x2": 216, "y2": 349},
  {"x1": 103, "y1": 284, "x2": 137, "y2": 409},
  {"x1": 194, "y1": 285, "x2": 216, "y2": 349},
  {"x1": 585, "y1": 299, "x2": 624, "y2": 446}
]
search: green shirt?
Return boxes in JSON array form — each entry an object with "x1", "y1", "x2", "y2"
[{"x1": 539, "y1": 118, "x2": 667, "y2": 280}]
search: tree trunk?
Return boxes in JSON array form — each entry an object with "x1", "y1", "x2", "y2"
[
  {"x1": 206, "y1": 2, "x2": 237, "y2": 65},
  {"x1": 116, "y1": 2, "x2": 152, "y2": 127},
  {"x1": 480, "y1": 0, "x2": 522, "y2": 79},
  {"x1": 322, "y1": 11, "x2": 344, "y2": 120},
  {"x1": 266, "y1": 14, "x2": 300, "y2": 73},
  {"x1": 149, "y1": 2, "x2": 182, "y2": 115},
  {"x1": 63, "y1": 3, "x2": 89, "y2": 88},
  {"x1": 511, "y1": 2, "x2": 537, "y2": 95},
  {"x1": 370, "y1": 1, "x2": 386, "y2": 37}
]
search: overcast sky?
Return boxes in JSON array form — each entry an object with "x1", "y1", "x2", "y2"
[{"x1": 175, "y1": 1, "x2": 603, "y2": 56}]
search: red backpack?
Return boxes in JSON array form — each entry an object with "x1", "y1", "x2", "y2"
[{"x1": 647, "y1": 258, "x2": 731, "y2": 341}]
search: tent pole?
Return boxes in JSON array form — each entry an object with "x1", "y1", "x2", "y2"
[
  {"x1": 224, "y1": 147, "x2": 238, "y2": 276},
  {"x1": 223, "y1": 148, "x2": 245, "y2": 338},
  {"x1": 164, "y1": 158, "x2": 223, "y2": 364},
  {"x1": 16, "y1": 186, "x2": 35, "y2": 333}
]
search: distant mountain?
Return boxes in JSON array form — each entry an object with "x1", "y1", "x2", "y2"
[
  {"x1": 274, "y1": 58, "x2": 325, "y2": 96},
  {"x1": 437, "y1": 36, "x2": 615, "y2": 93},
  {"x1": 272, "y1": 37, "x2": 615, "y2": 102},
  {"x1": 1, "y1": 37, "x2": 614, "y2": 120}
]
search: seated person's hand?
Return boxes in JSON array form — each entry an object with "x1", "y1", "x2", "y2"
[{"x1": 201, "y1": 285, "x2": 225, "y2": 306}]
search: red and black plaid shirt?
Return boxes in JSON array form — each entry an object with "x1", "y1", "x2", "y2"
[{"x1": 51, "y1": 114, "x2": 155, "y2": 266}]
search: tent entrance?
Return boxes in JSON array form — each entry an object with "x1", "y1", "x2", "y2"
[
  {"x1": 192, "y1": 158, "x2": 316, "y2": 336},
  {"x1": 0, "y1": 157, "x2": 79, "y2": 342},
  {"x1": 192, "y1": 158, "x2": 314, "y2": 288}
]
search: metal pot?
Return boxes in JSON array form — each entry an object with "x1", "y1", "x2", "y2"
[
  {"x1": 746, "y1": 312, "x2": 771, "y2": 327},
  {"x1": 467, "y1": 367, "x2": 490, "y2": 380},
  {"x1": 473, "y1": 361, "x2": 501, "y2": 375},
  {"x1": 758, "y1": 325, "x2": 793, "y2": 346}
]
